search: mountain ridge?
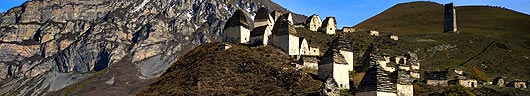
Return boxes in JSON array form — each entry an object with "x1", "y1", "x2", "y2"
[{"x1": 0, "y1": 0, "x2": 307, "y2": 95}]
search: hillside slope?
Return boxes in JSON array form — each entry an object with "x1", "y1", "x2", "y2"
[
  {"x1": 354, "y1": 1, "x2": 530, "y2": 81},
  {"x1": 139, "y1": 43, "x2": 321, "y2": 95}
]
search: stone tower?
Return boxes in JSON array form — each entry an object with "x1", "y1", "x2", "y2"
[
  {"x1": 223, "y1": 9, "x2": 253, "y2": 44},
  {"x1": 305, "y1": 14, "x2": 322, "y2": 32},
  {"x1": 320, "y1": 17, "x2": 337, "y2": 35},
  {"x1": 444, "y1": 3, "x2": 457, "y2": 33}
]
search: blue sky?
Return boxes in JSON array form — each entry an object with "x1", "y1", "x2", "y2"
[
  {"x1": 0, "y1": 0, "x2": 26, "y2": 12},
  {"x1": 1, "y1": 0, "x2": 529, "y2": 28},
  {"x1": 272, "y1": 0, "x2": 530, "y2": 28}
]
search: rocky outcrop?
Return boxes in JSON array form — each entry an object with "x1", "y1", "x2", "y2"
[{"x1": 0, "y1": 0, "x2": 306, "y2": 95}]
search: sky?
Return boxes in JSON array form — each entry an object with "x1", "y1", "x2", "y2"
[
  {"x1": 0, "y1": 0, "x2": 529, "y2": 28},
  {"x1": 272, "y1": 0, "x2": 530, "y2": 28},
  {"x1": 0, "y1": 0, "x2": 26, "y2": 12}
]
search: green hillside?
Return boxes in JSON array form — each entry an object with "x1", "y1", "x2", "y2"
[{"x1": 353, "y1": 1, "x2": 530, "y2": 81}]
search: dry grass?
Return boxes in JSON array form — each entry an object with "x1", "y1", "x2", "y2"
[
  {"x1": 354, "y1": 1, "x2": 530, "y2": 80},
  {"x1": 139, "y1": 43, "x2": 321, "y2": 95}
]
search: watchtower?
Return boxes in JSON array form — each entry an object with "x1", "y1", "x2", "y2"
[{"x1": 444, "y1": 3, "x2": 458, "y2": 33}]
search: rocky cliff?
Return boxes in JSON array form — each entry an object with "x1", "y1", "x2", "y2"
[{"x1": 0, "y1": 0, "x2": 305, "y2": 95}]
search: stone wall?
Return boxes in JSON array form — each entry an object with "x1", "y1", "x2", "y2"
[
  {"x1": 300, "y1": 39, "x2": 310, "y2": 55},
  {"x1": 320, "y1": 17, "x2": 336, "y2": 35},
  {"x1": 249, "y1": 26, "x2": 272, "y2": 46},
  {"x1": 224, "y1": 26, "x2": 250, "y2": 44},
  {"x1": 305, "y1": 14, "x2": 322, "y2": 32},
  {"x1": 427, "y1": 80, "x2": 448, "y2": 86},
  {"x1": 332, "y1": 63, "x2": 351, "y2": 89},
  {"x1": 450, "y1": 79, "x2": 478, "y2": 88},
  {"x1": 509, "y1": 81, "x2": 527, "y2": 88},
  {"x1": 318, "y1": 63, "x2": 350, "y2": 89},
  {"x1": 377, "y1": 59, "x2": 396, "y2": 72},
  {"x1": 493, "y1": 77, "x2": 505, "y2": 87},
  {"x1": 318, "y1": 64, "x2": 333, "y2": 80},
  {"x1": 321, "y1": 78, "x2": 340, "y2": 96},
  {"x1": 397, "y1": 84, "x2": 414, "y2": 96},
  {"x1": 249, "y1": 35, "x2": 264, "y2": 45},
  {"x1": 339, "y1": 50, "x2": 354, "y2": 71},
  {"x1": 370, "y1": 31, "x2": 380, "y2": 36},
  {"x1": 390, "y1": 35, "x2": 399, "y2": 41},
  {"x1": 300, "y1": 56, "x2": 319, "y2": 70},
  {"x1": 356, "y1": 91, "x2": 397, "y2": 96},
  {"x1": 309, "y1": 47, "x2": 320, "y2": 56},
  {"x1": 271, "y1": 34, "x2": 299, "y2": 55},
  {"x1": 343, "y1": 27, "x2": 356, "y2": 33}
]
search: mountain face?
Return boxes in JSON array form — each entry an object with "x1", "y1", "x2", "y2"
[{"x1": 0, "y1": 0, "x2": 305, "y2": 95}]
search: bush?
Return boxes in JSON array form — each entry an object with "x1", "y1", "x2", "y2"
[
  {"x1": 467, "y1": 66, "x2": 490, "y2": 81},
  {"x1": 443, "y1": 85, "x2": 475, "y2": 96},
  {"x1": 339, "y1": 89, "x2": 353, "y2": 96}
]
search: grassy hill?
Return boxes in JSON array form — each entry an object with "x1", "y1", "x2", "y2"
[
  {"x1": 139, "y1": 43, "x2": 321, "y2": 95},
  {"x1": 352, "y1": 1, "x2": 530, "y2": 81}
]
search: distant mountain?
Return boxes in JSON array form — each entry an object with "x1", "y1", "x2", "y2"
[{"x1": 0, "y1": 0, "x2": 305, "y2": 95}]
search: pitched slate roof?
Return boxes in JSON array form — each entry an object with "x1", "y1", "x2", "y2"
[
  {"x1": 300, "y1": 56, "x2": 319, "y2": 63},
  {"x1": 224, "y1": 9, "x2": 253, "y2": 30},
  {"x1": 356, "y1": 65, "x2": 397, "y2": 93},
  {"x1": 305, "y1": 14, "x2": 320, "y2": 24},
  {"x1": 271, "y1": 18, "x2": 297, "y2": 36},
  {"x1": 320, "y1": 48, "x2": 348, "y2": 65},
  {"x1": 270, "y1": 10, "x2": 282, "y2": 21},
  {"x1": 254, "y1": 7, "x2": 270, "y2": 22},
  {"x1": 396, "y1": 70, "x2": 414, "y2": 84},
  {"x1": 321, "y1": 16, "x2": 337, "y2": 27},
  {"x1": 329, "y1": 35, "x2": 354, "y2": 51},
  {"x1": 282, "y1": 13, "x2": 291, "y2": 19}
]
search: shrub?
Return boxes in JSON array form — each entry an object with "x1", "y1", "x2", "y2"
[
  {"x1": 340, "y1": 89, "x2": 353, "y2": 96},
  {"x1": 467, "y1": 66, "x2": 490, "y2": 81},
  {"x1": 443, "y1": 85, "x2": 475, "y2": 96}
]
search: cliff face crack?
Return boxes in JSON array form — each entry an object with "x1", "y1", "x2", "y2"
[
  {"x1": 94, "y1": 49, "x2": 110, "y2": 71},
  {"x1": 32, "y1": 29, "x2": 41, "y2": 42}
]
